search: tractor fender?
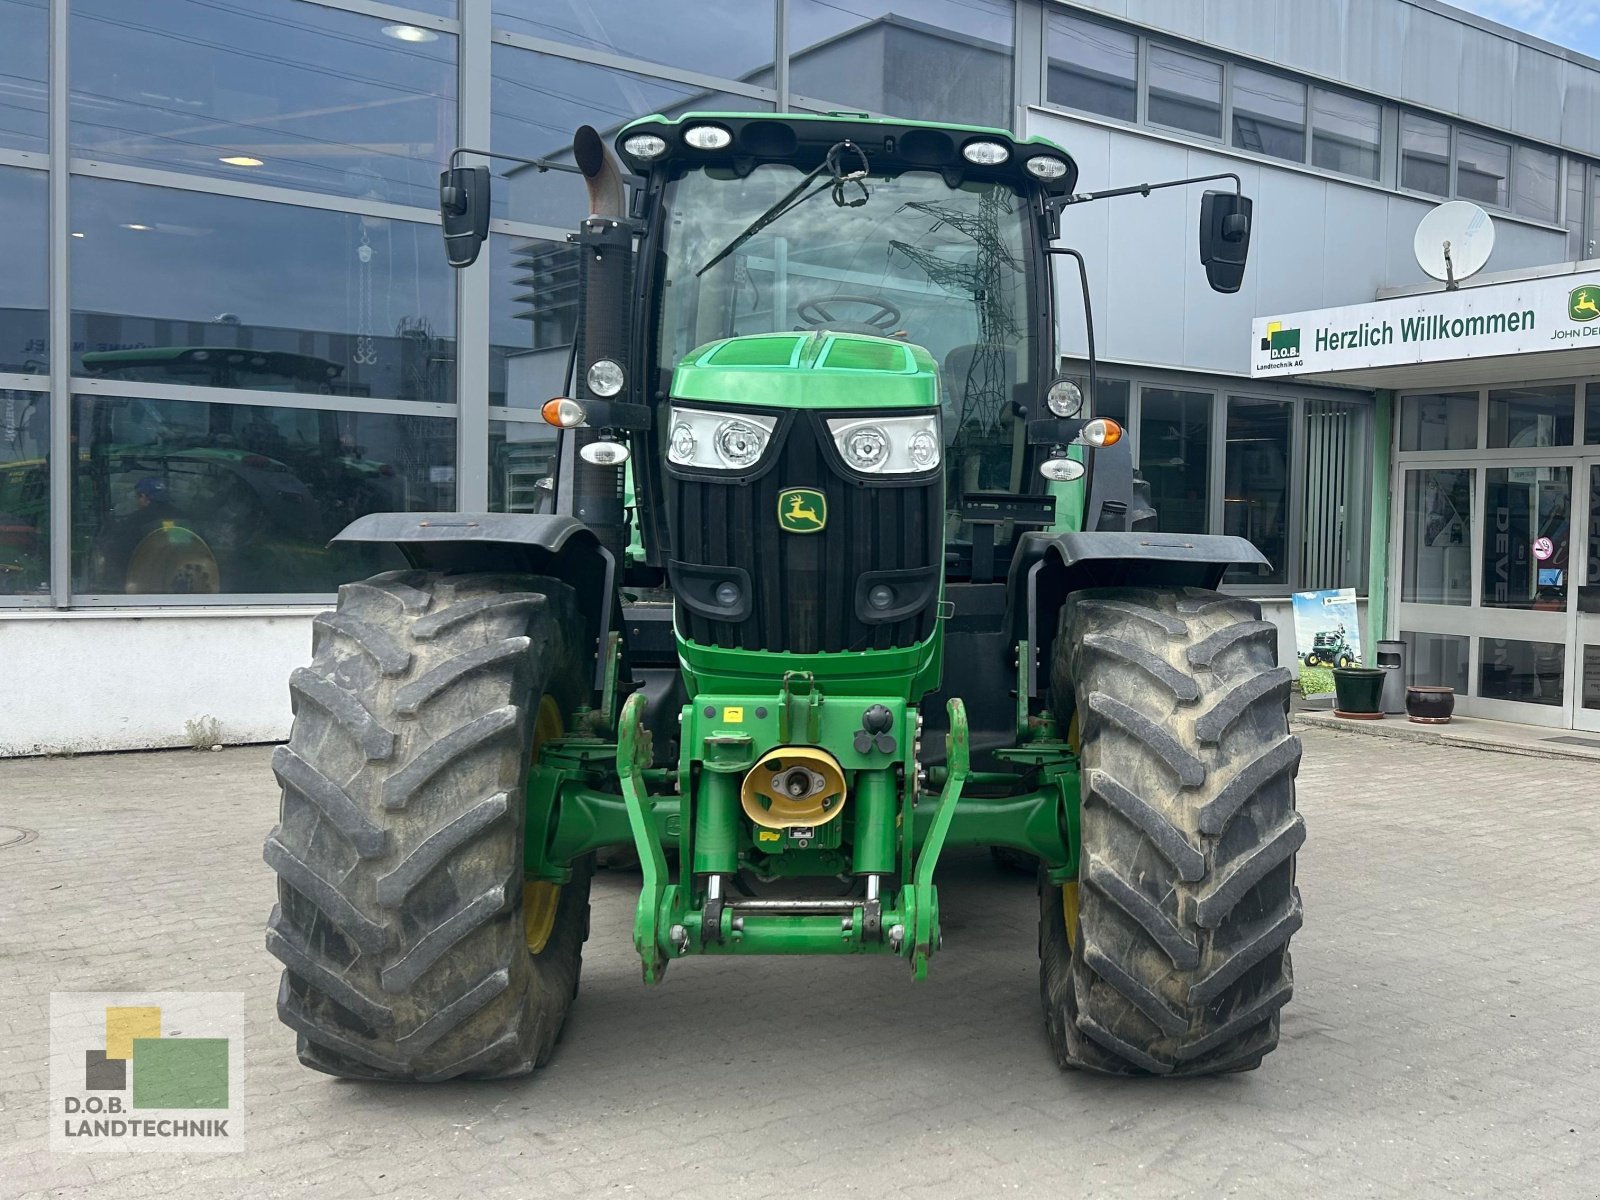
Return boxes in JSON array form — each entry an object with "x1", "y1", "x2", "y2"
[
  {"x1": 1010, "y1": 530, "x2": 1269, "y2": 702},
  {"x1": 332, "y1": 512, "x2": 616, "y2": 691}
]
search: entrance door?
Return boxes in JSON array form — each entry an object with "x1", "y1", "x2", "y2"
[{"x1": 1574, "y1": 458, "x2": 1600, "y2": 732}]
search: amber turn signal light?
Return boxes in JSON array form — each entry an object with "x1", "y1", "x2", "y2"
[
  {"x1": 1080, "y1": 417, "x2": 1123, "y2": 448},
  {"x1": 541, "y1": 397, "x2": 586, "y2": 428}
]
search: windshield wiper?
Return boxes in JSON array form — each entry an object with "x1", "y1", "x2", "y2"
[{"x1": 696, "y1": 140, "x2": 871, "y2": 278}]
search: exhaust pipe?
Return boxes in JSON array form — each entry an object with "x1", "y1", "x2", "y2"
[
  {"x1": 566, "y1": 126, "x2": 633, "y2": 568},
  {"x1": 574, "y1": 124, "x2": 625, "y2": 220}
]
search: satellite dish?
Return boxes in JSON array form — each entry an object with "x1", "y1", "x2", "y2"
[{"x1": 1413, "y1": 201, "x2": 1495, "y2": 287}]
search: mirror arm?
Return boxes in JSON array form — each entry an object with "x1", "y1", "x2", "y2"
[
  {"x1": 1050, "y1": 171, "x2": 1242, "y2": 209},
  {"x1": 448, "y1": 146, "x2": 646, "y2": 190}
]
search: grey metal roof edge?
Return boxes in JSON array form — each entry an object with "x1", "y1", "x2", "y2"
[
  {"x1": 1399, "y1": 0, "x2": 1600, "y2": 76},
  {"x1": 1375, "y1": 256, "x2": 1600, "y2": 299}
]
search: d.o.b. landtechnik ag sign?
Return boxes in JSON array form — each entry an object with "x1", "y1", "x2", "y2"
[{"x1": 1251, "y1": 271, "x2": 1600, "y2": 378}]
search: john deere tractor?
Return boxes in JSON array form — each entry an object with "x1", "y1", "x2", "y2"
[{"x1": 264, "y1": 112, "x2": 1303, "y2": 1080}]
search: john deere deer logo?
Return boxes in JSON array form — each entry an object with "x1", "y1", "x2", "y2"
[
  {"x1": 777, "y1": 487, "x2": 826, "y2": 533},
  {"x1": 1570, "y1": 287, "x2": 1600, "y2": 322}
]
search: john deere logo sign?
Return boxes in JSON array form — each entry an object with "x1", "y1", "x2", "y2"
[
  {"x1": 777, "y1": 488, "x2": 826, "y2": 533},
  {"x1": 1260, "y1": 321, "x2": 1301, "y2": 359},
  {"x1": 1570, "y1": 286, "x2": 1600, "y2": 322}
]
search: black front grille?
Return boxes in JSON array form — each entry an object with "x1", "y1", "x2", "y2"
[{"x1": 667, "y1": 413, "x2": 942, "y2": 654}]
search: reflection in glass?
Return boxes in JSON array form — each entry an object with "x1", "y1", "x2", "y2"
[
  {"x1": 1224, "y1": 397, "x2": 1291, "y2": 584},
  {"x1": 71, "y1": 0, "x2": 455, "y2": 209},
  {"x1": 1488, "y1": 385, "x2": 1574, "y2": 448},
  {"x1": 1400, "y1": 391, "x2": 1477, "y2": 451},
  {"x1": 1047, "y1": 12, "x2": 1136, "y2": 122},
  {"x1": 1585, "y1": 646, "x2": 1600, "y2": 711},
  {"x1": 0, "y1": 0, "x2": 47, "y2": 153},
  {"x1": 72, "y1": 178, "x2": 455, "y2": 404},
  {"x1": 1583, "y1": 381, "x2": 1600, "y2": 444},
  {"x1": 1566, "y1": 162, "x2": 1588, "y2": 260},
  {"x1": 1457, "y1": 132, "x2": 1511, "y2": 209},
  {"x1": 1401, "y1": 113, "x2": 1450, "y2": 197},
  {"x1": 1400, "y1": 630, "x2": 1468, "y2": 694},
  {"x1": 656, "y1": 165, "x2": 1033, "y2": 494},
  {"x1": 494, "y1": 0, "x2": 776, "y2": 80},
  {"x1": 1139, "y1": 388, "x2": 1211, "y2": 534},
  {"x1": 72, "y1": 394, "x2": 454, "y2": 595},
  {"x1": 789, "y1": 0, "x2": 1014, "y2": 129},
  {"x1": 1479, "y1": 637, "x2": 1565, "y2": 706},
  {"x1": 0, "y1": 167, "x2": 49, "y2": 373},
  {"x1": 490, "y1": 421, "x2": 560, "y2": 513},
  {"x1": 0, "y1": 391, "x2": 48, "y2": 597},
  {"x1": 1481, "y1": 466, "x2": 1571, "y2": 610},
  {"x1": 1147, "y1": 47, "x2": 1222, "y2": 139},
  {"x1": 1401, "y1": 469, "x2": 1473, "y2": 605},
  {"x1": 491, "y1": 236, "x2": 576, "y2": 408},
  {"x1": 1231, "y1": 68, "x2": 1305, "y2": 163},
  {"x1": 1087, "y1": 377, "x2": 1129, "y2": 426},
  {"x1": 1311, "y1": 89, "x2": 1381, "y2": 180},
  {"x1": 1514, "y1": 144, "x2": 1559, "y2": 223},
  {"x1": 490, "y1": 47, "x2": 766, "y2": 227}
]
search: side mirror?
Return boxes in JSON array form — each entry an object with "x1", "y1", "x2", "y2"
[
  {"x1": 1199, "y1": 190, "x2": 1252, "y2": 294},
  {"x1": 439, "y1": 165, "x2": 490, "y2": 268}
]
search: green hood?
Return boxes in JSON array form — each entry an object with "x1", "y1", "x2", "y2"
[{"x1": 670, "y1": 331, "x2": 939, "y2": 411}]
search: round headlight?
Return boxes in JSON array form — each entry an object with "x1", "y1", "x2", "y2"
[
  {"x1": 867, "y1": 584, "x2": 895, "y2": 611},
  {"x1": 1039, "y1": 455, "x2": 1085, "y2": 482},
  {"x1": 843, "y1": 426, "x2": 889, "y2": 470},
  {"x1": 1025, "y1": 155, "x2": 1068, "y2": 180},
  {"x1": 714, "y1": 419, "x2": 765, "y2": 468},
  {"x1": 670, "y1": 422, "x2": 697, "y2": 462},
  {"x1": 1046, "y1": 379, "x2": 1083, "y2": 418},
  {"x1": 622, "y1": 133, "x2": 668, "y2": 160},
  {"x1": 579, "y1": 440, "x2": 631, "y2": 466},
  {"x1": 961, "y1": 140, "x2": 1010, "y2": 166},
  {"x1": 683, "y1": 124, "x2": 732, "y2": 151},
  {"x1": 714, "y1": 580, "x2": 741, "y2": 607},
  {"x1": 907, "y1": 428, "x2": 940, "y2": 470},
  {"x1": 586, "y1": 359, "x2": 624, "y2": 398}
]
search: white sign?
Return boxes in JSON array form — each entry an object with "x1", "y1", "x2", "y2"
[{"x1": 1251, "y1": 270, "x2": 1600, "y2": 378}]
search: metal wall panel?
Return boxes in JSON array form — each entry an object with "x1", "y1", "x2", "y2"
[
  {"x1": 1029, "y1": 109, "x2": 1570, "y2": 377},
  {"x1": 1102, "y1": 0, "x2": 1600, "y2": 152}
]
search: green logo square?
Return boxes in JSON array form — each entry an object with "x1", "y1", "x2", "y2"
[{"x1": 131, "y1": 1037, "x2": 229, "y2": 1109}]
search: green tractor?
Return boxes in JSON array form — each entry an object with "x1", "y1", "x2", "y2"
[
  {"x1": 264, "y1": 112, "x2": 1303, "y2": 1080},
  {"x1": 1304, "y1": 626, "x2": 1358, "y2": 668}
]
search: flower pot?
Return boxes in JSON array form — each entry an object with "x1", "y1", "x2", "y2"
[
  {"x1": 1405, "y1": 685, "x2": 1455, "y2": 724},
  {"x1": 1332, "y1": 666, "x2": 1386, "y2": 718}
]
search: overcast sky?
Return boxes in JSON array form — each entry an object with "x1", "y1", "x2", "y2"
[{"x1": 1447, "y1": 0, "x2": 1600, "y2": 56}]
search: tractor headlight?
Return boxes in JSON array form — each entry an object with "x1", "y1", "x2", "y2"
[
  {"x1": 1025, "y1": 155, "x2": 1069, "y2": 180},
  {"x1": 586, "y1": 358, "x2": 625, "y2": 397},
  {"x1": 622, "y1": 133, "x2": 668, "y2": 160},
  {"x1": 826, "y1": 413, "x2": 941, "y2": 475},
  {"x1": 666, "y1": 405, "x2": 777, "y2": 471},
  {"x1": 961, "y1": 140, "x2": 1010, "y2": 166},
  {"x1": 683, "y1": 124, "x2": 733, "y2": 151},
  {"x1": 1045, "y1": 378, "x2": 1083, "y2": 417}
]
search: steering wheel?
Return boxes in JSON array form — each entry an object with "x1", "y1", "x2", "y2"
[{"x1": 796, "y1": 294, "x2": 903, "y2": 337}]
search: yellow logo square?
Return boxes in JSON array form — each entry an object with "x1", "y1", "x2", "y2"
[
  {"x1": 723, "y1": 706, "x2": 744, "y2": 723},
  {"x1": 106, "y1": 1007, "x2": 161, "y2": 1061}
]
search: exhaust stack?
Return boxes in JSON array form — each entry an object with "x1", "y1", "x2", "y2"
[{"x1": 567, "y1": 125, "x2": 634, "y2": 566}]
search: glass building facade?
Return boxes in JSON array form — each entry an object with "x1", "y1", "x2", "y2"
[{"x1": 16, "y1": 0, "x2": 1595, "y2": 608}]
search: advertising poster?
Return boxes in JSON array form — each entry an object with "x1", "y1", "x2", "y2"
[{"x1": 1291, "y1": 588, "x2": 1363, "y2": 698}]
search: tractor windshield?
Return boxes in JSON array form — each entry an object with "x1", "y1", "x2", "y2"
[{"x1": 656, "y1": 164, "x2": 1036, "y2": 494}]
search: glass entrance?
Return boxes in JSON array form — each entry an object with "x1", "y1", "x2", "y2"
[{"x1": 1575, "y1": 459, "x2": 1600, "y2": 732}]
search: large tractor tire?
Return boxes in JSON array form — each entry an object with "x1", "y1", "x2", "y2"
[
  {"x1": 264, "y1": 570, "x2": 592, "y2": 1081},
  {"x1": 1041, "y1": 587, "x2": 1303, "y2": 1076}
]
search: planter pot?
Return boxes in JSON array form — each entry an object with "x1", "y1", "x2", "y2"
[
  {"x1": 1405, "y1": 685, "x2": 1455, "y2": 724},
  {"x1": 1332, "y1": 667, "x2": 1387, "y2": 718}
]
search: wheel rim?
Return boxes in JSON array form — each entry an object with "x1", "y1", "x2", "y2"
[
  {"x1": 125, "y1": 525, "x2": 219, "y2": 594},
  {"x1": 523, "y1": 695, "x2": 565, "y2": 956}
]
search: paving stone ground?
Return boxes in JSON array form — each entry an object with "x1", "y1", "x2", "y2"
[{"x1": 1, "y1": 726, "x2": 1596, "y2": 1199}]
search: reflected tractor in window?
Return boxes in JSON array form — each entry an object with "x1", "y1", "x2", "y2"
[{"x1": 263, "y1": 112, "x2": 1303, "y2": 1082}]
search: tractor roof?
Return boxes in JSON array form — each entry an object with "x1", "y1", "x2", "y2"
[{"x1": 616, "y1": 111, "x2": 1077, "y2": 198}]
